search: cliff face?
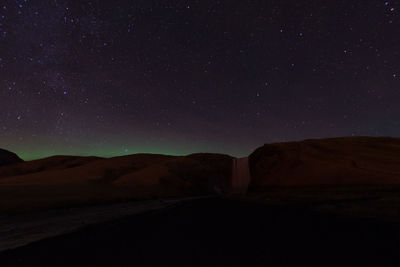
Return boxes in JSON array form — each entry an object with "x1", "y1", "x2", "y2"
[
  {"x1": 249, "y1": 137, "x2": 400, "y2": 187},
  {"x1": 165, "y1": 153, "x2": 233, "y2": 194},
  {"x1": 0, "y1": 149, "x2": 23, "y2": 167}
]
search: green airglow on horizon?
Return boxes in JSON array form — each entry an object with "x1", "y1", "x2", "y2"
[
  {"x1": 1, "y1": 133, "x2": 255, "y2": 161},
  {"x1": 16, "y1": 147, "x2": 192, "y2": 161},
  {"x1": 8, "y1": 143, "x2": 249, "y2": 161}
]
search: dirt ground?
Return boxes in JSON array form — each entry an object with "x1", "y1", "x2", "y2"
[{"x1": 1, "y1": 192, "x2": 400, "y2": 267}]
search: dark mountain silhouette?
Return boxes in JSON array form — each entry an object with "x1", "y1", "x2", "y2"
[
  {"x1": 3, "y1": 136, "x2": 400, "y2": 213},
  {"x1": 0, "y1": 152, "x2": 233, "y2": 213},
  {"x1": 249, "y1": 136, "x2": 400, "y2": 187},
  {"x1": 0, "y1": 148, "x2": 23, "y2": 167},
  {"x1": 3, "y1": 138, "x2": 400, "y2": 266}
]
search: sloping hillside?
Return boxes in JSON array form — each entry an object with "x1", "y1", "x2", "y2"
[
  {"x1": 249, "y1": 137, "x2": 400, "y2": 187},
  {"x1": 0, "y1": 149, "x2": 23, "y2": 167},
  {"x1": 0, "y1": 156, "x2": 101, "y2": 179},
  {"x1": 0, "y1": 153, "x2": 232, "y2": 213}
]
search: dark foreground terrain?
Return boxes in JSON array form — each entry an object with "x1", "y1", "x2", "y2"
[{"x1": 1, "y1": 193, "x2": 400, "y2": 267}]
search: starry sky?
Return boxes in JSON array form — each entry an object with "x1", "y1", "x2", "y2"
[{"x1": 1, "y1": 0, "x2": 399, "y2": 160}]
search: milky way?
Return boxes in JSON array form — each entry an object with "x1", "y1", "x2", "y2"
[{"x1": 0, "y1": 0, "x2": 399, "y2": 160}]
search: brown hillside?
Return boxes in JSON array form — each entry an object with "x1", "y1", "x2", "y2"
[
  {"x1": 0, "y1": 156, "x2": 101, "y2": 179},
  {"x1": 0, "y1": 154, "x2": 172, "y2": 185},
  {"x1": 0, "y1": 153, "x2": 232, "y2": 213},
  {"x1": 249, "y1": 137, "x2": 400, "y2": 187}
]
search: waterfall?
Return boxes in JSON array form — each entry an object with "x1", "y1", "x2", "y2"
[{"x1": 231, "y1": 157, "x2": 251, "y2": 194}]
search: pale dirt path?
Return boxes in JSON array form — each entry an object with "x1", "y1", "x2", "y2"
[
  {"x1": 0, "y1": 197, "x2": 206, "y2": 252},
  {"x1": 231, "y1": 157, "x2": 251, "y2": 193}
]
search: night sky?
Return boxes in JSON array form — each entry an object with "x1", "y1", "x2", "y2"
[{"x1": 1, "y1": 0, "x2": 399, "y2": 160}]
